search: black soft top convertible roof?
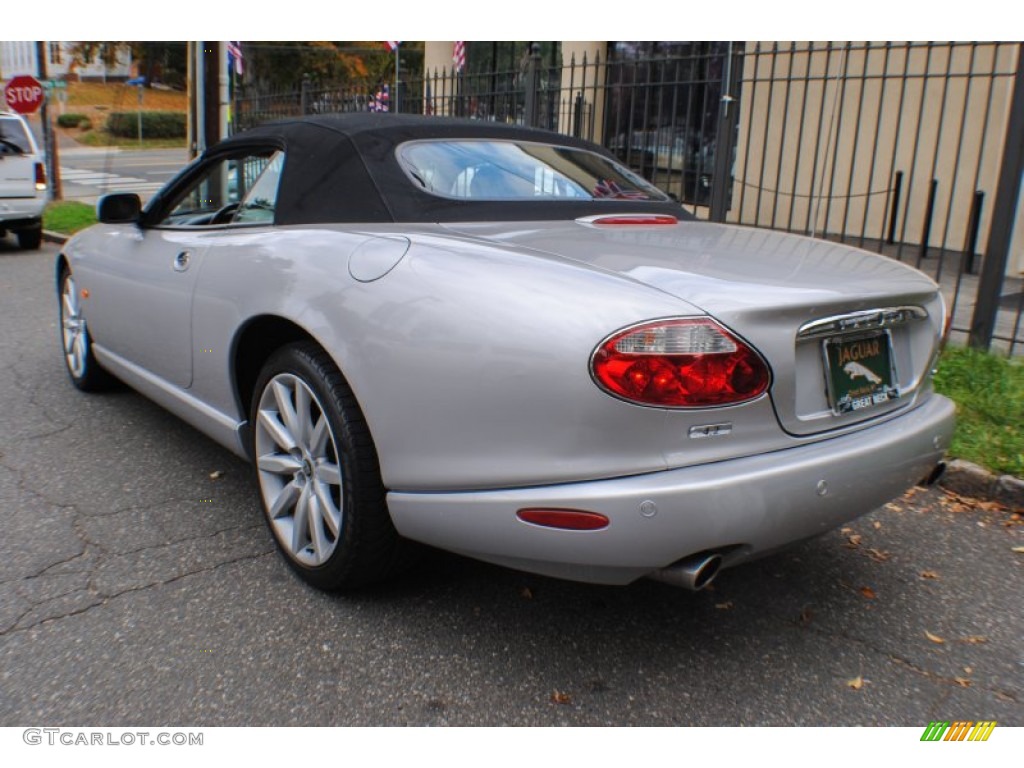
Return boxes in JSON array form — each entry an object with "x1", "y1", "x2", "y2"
[{"x1": 210, "y1": 113, "x2": 689, "y2": 226}]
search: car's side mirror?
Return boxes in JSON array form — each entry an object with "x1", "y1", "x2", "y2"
[{"x1": 97, "y1": 193, "x2": 141, "y2": 224}]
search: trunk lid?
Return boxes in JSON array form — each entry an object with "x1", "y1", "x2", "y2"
[{"x1": 443, "y1": 219, "x2": 945, "y2": 436}]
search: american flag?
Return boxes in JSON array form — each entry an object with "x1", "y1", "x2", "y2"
[
  {"x1": 385, "y1": 41, "x2": 401, "y2": 52},
  {"x1": 369, "y1": 84, "x2": 390, "y2": 112},
  {"x1": 226, "y1": 41, "x2": 243, "y2": 75},
  {"x1": 453, "y1": 41, "x2": 466, "y2": 73}
]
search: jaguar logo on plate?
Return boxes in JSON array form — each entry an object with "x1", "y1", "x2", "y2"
[{"x1": 824, "y1": 332, "x2": 900, "y2": 414}]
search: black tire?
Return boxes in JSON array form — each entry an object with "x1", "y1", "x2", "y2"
[
  {"x1": 250, "y1": 341, "x2": 411, "y2": 590},
  {"x1": 17, "y1": 226, "x2": 42, "y2": 250},
  {"x1": 58, "y1": 268, "x2": 116, "y2": 391}
]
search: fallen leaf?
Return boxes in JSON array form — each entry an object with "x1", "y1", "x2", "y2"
[
  {"x1": 872, "y1": 521, "x2": 882, "y2": 530},
  {"x1": 209, "y1": 470, "x2": 224, "y2": 480},
  {"x1": 519, "y1": 587, "x2": 533, "y2": 600},
  {"x1": 866, "y1": 548, "x2": 891, "y2": 563},
  {"x1": 974, "y1": 498, "x2": 1008, "y2": 513},
  {"x1": 925, "y1": 630, "x2": 946, "y2": 644},
  {"x1": 715, "y1": 601, "x2": 734, "y2": 610},
  {"x1": 846, "y1": 676, "x2": 865, "y2": 690},
  {"x1": 840, "y1": 527, "x2": 854, "y2": 534},
  {"x1": 859, "y1": 586, "x2": 877, "y2": 599},
  {"x1": 920, "y1": 570, "x2": 940, "y2": 580},
  {"x1": 845, "y1": 534, "x2": 863, "y2": 548},
  {"x1": 798, "y1": 606, "x2": 814, "y2": 625},
  {"x1": 1012, "y1": 546, "x2": 1024, "y2": 554},
  {"x1": 953, "y1": 677, "x2": 972, "y2": 688},
  {"x1": 551, "y1": 690, "x2": 572, "y2": 705},
  {"x1": 963, "y1": 666, "x2": 973, "y2": 674},
  {"x1": 961, "y1": 635, "x2": 987, "y2": 644}
]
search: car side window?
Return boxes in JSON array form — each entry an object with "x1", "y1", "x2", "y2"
[
  {"x1": 234, "y1": 152, "x2": 284, "y2": 224},
  {"x1": 157, "y1": 149, "x2": 283, "y2": 227}
]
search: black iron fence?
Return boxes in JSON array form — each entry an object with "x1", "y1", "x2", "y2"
[
  {"x1": 729, "y1": 42, "x2": 1024, "y2": 356},
  {"x1": 234, "y1": 42, "x2": 1024, "y2": 355}
]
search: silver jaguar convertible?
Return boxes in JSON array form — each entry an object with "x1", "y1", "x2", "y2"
[{"x1": 57, "y1": 113, "x2": 955, "y2": 591}]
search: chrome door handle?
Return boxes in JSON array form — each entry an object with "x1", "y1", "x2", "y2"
[{"x1": 173, "y1": 251, "x2": 191, "y2": 272}]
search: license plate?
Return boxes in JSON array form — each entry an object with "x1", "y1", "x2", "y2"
[{"x1": 823, "y1": 332, "x2": 899, "y2": 414}]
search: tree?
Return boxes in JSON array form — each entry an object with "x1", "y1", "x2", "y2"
[{"x1": 240, "y1": 41, "x2": 424, "y2": 91}]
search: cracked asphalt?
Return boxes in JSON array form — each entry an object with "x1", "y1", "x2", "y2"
[{"x1": 0, "y1": 240, "x2": 1021, "y2": 726}]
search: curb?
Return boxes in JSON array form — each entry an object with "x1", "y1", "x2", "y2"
[
  {"x1": 939, "y1": 459, "x2": 1024, "y2": 509},
  {"x1": 43, "y1": 231, "x2": 69, "y2": 245}
]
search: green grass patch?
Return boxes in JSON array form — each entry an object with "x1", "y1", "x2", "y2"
[
  {"x1": 44, "y1": 201, "x2": 96, "y2": 235},
  {"x1": 933, "y1": 345, "x2": 1023, "y2": 477},
  {"x1": 78, "y1": 129, "x2": 186, "y2": 150}
]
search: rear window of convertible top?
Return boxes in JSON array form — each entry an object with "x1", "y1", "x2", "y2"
[{"x1": 397, "y1": 139, "x2": 670, "y2": 203}]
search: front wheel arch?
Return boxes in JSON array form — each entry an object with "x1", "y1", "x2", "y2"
[{"x1": 57, "y1": 265, "x2": 115, "y2": 391}]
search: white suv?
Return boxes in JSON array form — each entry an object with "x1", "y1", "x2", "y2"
[{"x1": 0, "y1": 111, "x2": 47, "y2": 249}]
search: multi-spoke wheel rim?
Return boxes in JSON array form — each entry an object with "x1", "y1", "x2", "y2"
[
  {"x1": 60, "y1": 274, "x2": 87, "y2": 379},
  {"x1": 255, "y1": 373, "x2": 344, "y2": 567}
]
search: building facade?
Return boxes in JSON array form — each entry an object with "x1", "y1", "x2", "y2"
[{"x1": 0, "y1": 41, "x2": 133, "y2": 81}]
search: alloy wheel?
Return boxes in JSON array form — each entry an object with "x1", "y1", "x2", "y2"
[
  {"x1": 60, "y1": 273, "x2": 88, "y2": 379},
  {"x1": 254, "y1": 373, "x2": 345, "y2": 566}
]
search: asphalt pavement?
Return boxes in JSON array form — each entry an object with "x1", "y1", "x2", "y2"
[{"x1": 0, "y1": 241, "x2": 1021, "y2": 726}]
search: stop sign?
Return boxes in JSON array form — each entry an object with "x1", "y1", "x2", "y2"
[{"x1": 4, "y1": 75, "x2": 45, "y2": 114}]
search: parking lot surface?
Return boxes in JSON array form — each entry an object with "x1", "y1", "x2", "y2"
[{"x1": 0, "y1": 241, "x2": 1021, "y2": 726}]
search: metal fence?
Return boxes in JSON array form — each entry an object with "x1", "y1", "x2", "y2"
[
  {"x1": 727, "y1": 42, "x2": 1024, "y2": 356},
  {"x1": 234, "y1": 42, "x2": 1024, "y2": 355}
]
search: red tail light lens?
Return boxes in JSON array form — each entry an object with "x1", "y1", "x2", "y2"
[
  {"x1": 591, "y1": 318, "x2": 771, "y2": 407},
  {"x1": 34, "y1": 162, "x2": 47, "y2": 191}
]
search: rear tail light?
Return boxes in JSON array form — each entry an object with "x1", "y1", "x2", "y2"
[
  {"x1": 34, "y1": 162, "x2": 47, "y2": 191},
  {"x1": 590, "y1": 318, "x2": 771, "y2": 407}
]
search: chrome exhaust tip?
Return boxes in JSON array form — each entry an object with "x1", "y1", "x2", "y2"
[
  {"x1": 919, "y1": 461, "x2": 947, "y2": 487},
  {"x1": 648, "y1": 553, "x2": 723, "y2": 591}
]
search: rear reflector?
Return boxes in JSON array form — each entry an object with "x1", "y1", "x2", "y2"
[
  {"x1": 516, "y1": 508, "x2": 609, "y2": 531},
  {"x1": 588, "y1": 214, "x2": 677, "y2": 226}
]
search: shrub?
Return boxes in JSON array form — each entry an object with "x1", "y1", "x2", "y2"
[
  {"x1": 105, "y1": 111, "x2": 186, "y2": 139},
  {"x1": 57, "y1": 113, "x2": 88, "y2": 128}
]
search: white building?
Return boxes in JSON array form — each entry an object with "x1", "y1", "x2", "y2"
[{"x1": 0, "y1": 41, "x2": 132, "y2": 81}]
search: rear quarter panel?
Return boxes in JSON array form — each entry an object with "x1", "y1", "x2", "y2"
[{"x1": 191, "y1": 225, "x2": 797, "y2": 491}]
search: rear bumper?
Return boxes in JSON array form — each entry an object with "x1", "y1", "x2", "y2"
[
  {"x1": 0, "y1": 197, "x2": 45, "y2": 228},
  {"x1": 387, "y1": 395, "x2": 956, "y2": 584}
]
